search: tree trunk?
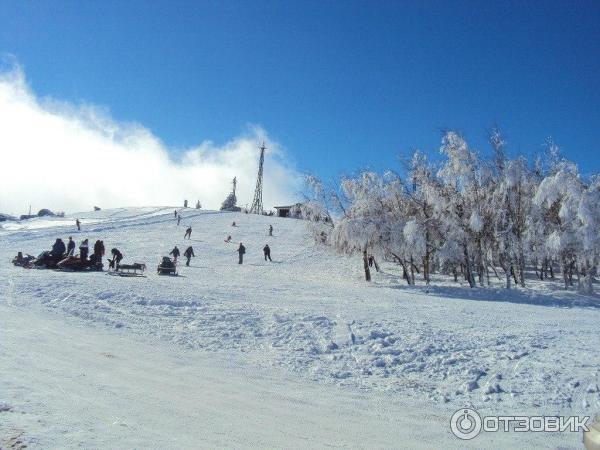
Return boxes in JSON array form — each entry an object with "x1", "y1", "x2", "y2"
[
  {"x1": 518, "y1": 245, "x2": 526, "y2": 288},
  {"x1": 424, "y1": 228, "x2": 431, "y2": 284},
  {"x1": 463, "y1": 244, "x2": 475, "y2": 288},
  {"x1": 362, "y1": 249, "x2": 371, "y2": 282}
]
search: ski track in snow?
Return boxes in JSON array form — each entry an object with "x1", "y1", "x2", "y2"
[{"x1": 2, "y1": 208, "x2": 600, "y2": 431}]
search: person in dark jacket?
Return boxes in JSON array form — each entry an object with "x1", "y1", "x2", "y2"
[
  {"x1": 238, "y1": 243, "x2": 246, "y2": 264},
  {"x1": 51, "y1": 238, "x2": 66, "y2": 258},
  {"x1": 268, "y1": 225, "x2": 273, "y2": 236},
  {"x1": 170, "y1": 246, "x2": 180, "y2": 263},
  {"x1": 184, "y1": 226, "x2": 192, "y2": 239},
  {"x1": 183, "y1": 246, "x2": 195, "y2": 266},
  {"x1": 109, "y1": 248, "x2": 122, "y2": 268},
  {"x1": 76, "y1": 219, "x2": 81, "y2": 231},
  {"x1": 263, "y1": 244, "x2": 272, "y2": 262},
  {"x1": 93, "y1": 240, "x2": 105, "y2": 262},
  {"x1": 177, "y1": 215, "x2": 181, "y2": 226},
  {"x1": 66, "y1": 237, "x2": 76, "y2": 256},
  {"x1": 79, "y1": 239, "x2": 89, "y2": 261},
  {"x1": 109, "y1": 248, "x2": 123, "y2": 269}
]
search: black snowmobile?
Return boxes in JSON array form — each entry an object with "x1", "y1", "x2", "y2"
[
  {"x1": 32, "y1": 251, "x2": 62, "y2": 269},
  {"x1": 56, "y1": 255, "x2": 103, "y2": 272},
  {"x1": 157, "y1": 256, "x2": 178, "y2": 276}
]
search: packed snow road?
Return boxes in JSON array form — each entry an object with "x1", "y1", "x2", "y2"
[{"x1": 1, "y1": 207, "x2": 599, "y2": 448}]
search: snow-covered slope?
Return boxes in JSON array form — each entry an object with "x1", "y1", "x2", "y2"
[{"x1": 1, "y1": 207, "x2": 599, "y2": 449}]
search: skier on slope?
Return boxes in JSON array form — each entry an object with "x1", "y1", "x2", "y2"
[
  {"x1": 184, "y1": 246, "x2": 195, "y2": 266},
  {"x1": 177, "y1": 215, "x2": 181, "y2": 226},
  {"x1": 66, "y1": 237, "x2": 76, "y2": 256},
  {"x1": 263, "y1": 244, "x2": 272, "y2": 262},
  {"x1": 76, "y1": 218, "x2": 81, "y2": 231},
  {"x1": 237, "y1": 243, "x2": 246, "y2": 264},
  {"x1": 184, "y1": 226, "x2": 192, "y2": 239},
  {"x1": 224, "y1": 235, "x2": 232, "y2": 243},
  {"x1": 268, "y1": 225, "x2": 273, "y2": 236},
  {"x1": 170, "y1": 245, "x2": 180, "y2": 263},
  {"x1": 174, "y1": 209, "x2": 178, "y2": 218}
]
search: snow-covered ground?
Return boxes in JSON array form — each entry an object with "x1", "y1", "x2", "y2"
[{"x1": 1, "y1": 207, "x2": 599, "y2": 449}]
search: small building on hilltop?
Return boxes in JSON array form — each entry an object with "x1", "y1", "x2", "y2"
[{"x1": 274, "y1": 203, "x2": 303, "y2": 218}]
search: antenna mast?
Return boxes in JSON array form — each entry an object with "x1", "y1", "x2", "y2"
[{"x1": 249, "y1": 142, "x2": 266, "y2": 214}]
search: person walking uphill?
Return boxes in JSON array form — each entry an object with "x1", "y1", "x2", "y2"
[
  {"x1": 170, "y1": 245, "x2": 180, "y2": 263},
  {"x1": 184, "y1": 226, "x2": 192, "y2": 239},
  {"x1": 184, "y1": 246, "x2": 195, "y2": 266},
  {"x1": 263, "y1": 244, "x2": 272, "y2": 262},
  {"x1": 237, "y1": 243, "x2": 246, "y2": 264}
]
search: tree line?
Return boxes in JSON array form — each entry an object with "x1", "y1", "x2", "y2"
[{"x1": 303, "y1": 129, "x2": 600, "y2": 293}]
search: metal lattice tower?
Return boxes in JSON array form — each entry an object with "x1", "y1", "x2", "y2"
[{"x1": 249, "y1": 142, "x2": 266, "y2": 214}]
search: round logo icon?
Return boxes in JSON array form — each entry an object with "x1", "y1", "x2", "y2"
[{"x1": 450, "y1": 408, "x2": 482, "y2": 440}]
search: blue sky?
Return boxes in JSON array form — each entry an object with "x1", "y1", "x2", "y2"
[{"x1": 1, "y1": 0, "x2": 599, "y2": 180}]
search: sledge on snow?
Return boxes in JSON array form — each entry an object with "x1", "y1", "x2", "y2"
[
  {"x1": 157, "y1": 256, "x2": 178, "y2": 276},
  {"x1": 108, "y1": 262, "x2": 147, "y2": 277}
]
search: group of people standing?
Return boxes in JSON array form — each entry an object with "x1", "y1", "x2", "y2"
[{"x1": 50, "y1": 236, "x2": 124, "y2": 268}]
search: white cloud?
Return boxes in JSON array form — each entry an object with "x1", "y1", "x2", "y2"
[{"x1": 0, "y1": 63, "x2": 302, "y2": 216}]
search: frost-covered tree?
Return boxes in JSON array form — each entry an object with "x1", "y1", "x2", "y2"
[
  {"x1": 220, "y1": 192, "x2": 238, "y2": 211},
  {"x1": 534, "y1": 161, "x2": 584, "y2": 289}
]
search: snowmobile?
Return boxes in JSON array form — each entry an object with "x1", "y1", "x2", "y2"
[
  {"x1": 12, "y1": 252, "x2": 35, "y2": 268},
  {"x1": 157, "y1": 256, "x2": 178, "y2": 276},
  {"x1": 56, "y1": 255, "x2": 103, "y2": 272},
  {"x1": 109, "y1": 262, "x2": 146, "y2": 277},
  {"x1": 32, "y1": 251, "x2": 62, "y2": 269}
]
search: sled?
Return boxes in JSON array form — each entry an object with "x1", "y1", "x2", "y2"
[{"x1": 109, "y1": 263, "x2": 146, "y2": 277}]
